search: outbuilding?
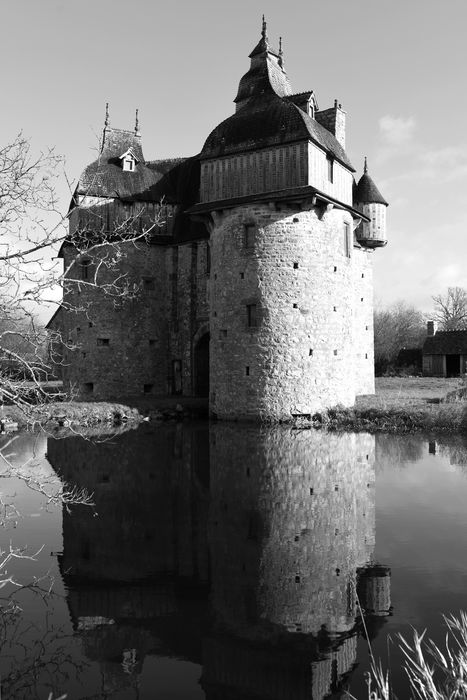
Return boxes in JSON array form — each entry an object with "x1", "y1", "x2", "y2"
[{"x1": 422, "y1": 321, "x2": 467, "y2": 377}]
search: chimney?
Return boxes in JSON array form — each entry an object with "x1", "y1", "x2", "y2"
[
  {"x1": 426, "y1": 320, "x2": 437, "y2": 336},
  {"x1": 315, "y1": 100, "x2": 346, "y2": 149}
]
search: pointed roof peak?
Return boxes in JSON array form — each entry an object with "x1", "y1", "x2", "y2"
[
  {"x1": 249, "y1": 15, "x2": 272, "y2": 58},
  {"x1": 356, "y1": 160, "x2": 388, "y2": 206}
]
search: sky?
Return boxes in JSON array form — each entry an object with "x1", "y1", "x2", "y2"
[{"x1": 2, "y1": 0, "x2": 467, "y2": 316}]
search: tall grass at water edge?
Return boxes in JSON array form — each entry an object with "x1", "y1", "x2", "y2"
[{"x1": 349, "y1": 613, "x2": 467, "y2": 700}]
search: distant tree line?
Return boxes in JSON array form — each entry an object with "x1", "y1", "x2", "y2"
[{"x1": 374, "y1": 286, "x2": 467, "y2": 376}]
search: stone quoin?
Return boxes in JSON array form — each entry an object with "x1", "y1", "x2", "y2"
[{"x1": 47, "y1": 18, "x2": 388, "y2": 421}]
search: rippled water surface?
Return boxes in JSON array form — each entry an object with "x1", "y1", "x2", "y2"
[{"x1": 2, "y1": 424, "x2": 467, "y2": 698}]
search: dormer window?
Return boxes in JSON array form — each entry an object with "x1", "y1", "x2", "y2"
[
  {"x1": 308, "y1": 100, "x2": 315, "y2": 118},
  {"x1": 119, "y1": 148, "x2": 138, "y2": 172}
]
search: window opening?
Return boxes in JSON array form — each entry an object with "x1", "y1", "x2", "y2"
[
  {"x1": 344, "y1": 222, "x2": 351, "y2": 258},
  {"x1": 246, "y1": 303, "x2": 258, "y2": 327},
  {"x1": 143, "y1": 277, "x2": 155, "y2": 291},
  {"x1": 244, "y1": 223, "x2": 255, "y2": 248},
  {"x1": 80, "y1": 259, "x2": 91, "y2": 280}
]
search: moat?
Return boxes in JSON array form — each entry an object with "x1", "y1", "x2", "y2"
[{"x1": 2, "y1": 423, "x2": 467, "y2": 699}]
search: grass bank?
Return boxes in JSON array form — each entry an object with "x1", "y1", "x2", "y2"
[
  {"x1": 1, "y1": 401, "x2": 143, "y2": 431},
  {"x1": 313, "y1": 377, "x2": 467, "y2": 433}
]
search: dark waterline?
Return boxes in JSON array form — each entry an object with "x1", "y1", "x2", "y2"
[{"x1": 2, "y1": 424, "x2": 467, "y2": 698}]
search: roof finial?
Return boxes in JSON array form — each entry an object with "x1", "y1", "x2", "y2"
[
  {"x1": 104, "y1": 102, "x2": 110, "y2": 129},
  {"x1": 261, "y1": 14, "x2": 267, "y2": 39},
  {"x1": 278, "y1": 36, "x2": 283, "y2": 67},
  {"x1": 364, "y1": 156, "x2": 368, "y2": 174},
  {"x1": 134, "y1": 108, "x2": 140, "y2": 136}
]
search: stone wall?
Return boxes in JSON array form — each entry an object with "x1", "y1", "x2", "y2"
[
  {"x1": 209, "y1": 203, "x2": 374, "y2": 420},
  {"x1": 60, "y1": 241, "x2": 170, "y2": 399}
]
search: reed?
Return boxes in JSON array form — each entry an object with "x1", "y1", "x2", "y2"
[{"x1": 350, "y1": 613, "x2": 467, "y2": 700}]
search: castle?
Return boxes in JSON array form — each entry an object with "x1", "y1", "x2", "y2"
[{"x1": 48, "y1": 19, "x2": 388, "y2": 420}]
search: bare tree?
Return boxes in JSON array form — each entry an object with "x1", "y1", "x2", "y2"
[
  {"x1": 374, "y1": 301, "x2": 426, "y2": 375},
  {"x1": 432, "y1": 287, "x2": 467, "y2": 330},
  {"x1": 0, "y1": 132, "x2": 164, "y2": 415}
]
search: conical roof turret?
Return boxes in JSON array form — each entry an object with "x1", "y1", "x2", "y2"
[{"x1": 356, "y1": 157, "x2": 388, "y2": 206}]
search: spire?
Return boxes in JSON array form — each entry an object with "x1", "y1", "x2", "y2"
[
  {"x1": 249, "y1": 15, "x2": 270, "y2": 57},
  {"x1": 104, "y1": 102, "x2": 110, "y2": 129},
  {"x1": 364, "y1": 156, "x2": 368, "y2": 174},
  {"x1": 134, "y1": 108, "x2": 140, "y2": 137},
  {"x1": 278, "y1": 36, "x2": 283, "y2": 67}
]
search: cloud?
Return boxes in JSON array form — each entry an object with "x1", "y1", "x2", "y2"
[{"x1": 379, "y1": 115, "x2": 416, "y2": 146}]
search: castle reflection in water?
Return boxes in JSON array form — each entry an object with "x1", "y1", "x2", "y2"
[{"x1": 47, "y1": 423, "x2": 391, "y2": 699}]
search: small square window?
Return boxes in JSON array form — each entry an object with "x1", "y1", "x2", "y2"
[
  {"x1": 83, "y1": 382, "x2": 94, "y2": 393},
  {"x1": 143, "y1": 384, "x2": 153, "y2": 394},
  {"x1": 293, "y1": 262, "x2": 299, "y2": 269},
  {"x1": 97, "y1": 338, "x2": 110, "y2": 346},
  {"x1": 143, "y1": 277, "x2": 155, "y2": 291},
  {"x1": 149, "y1": 339, "x2": 156, "y2": 346}
]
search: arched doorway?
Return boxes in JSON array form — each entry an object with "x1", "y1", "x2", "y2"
[{"x1": 194, "y1": 333, "x2": 210, "y2": 397}]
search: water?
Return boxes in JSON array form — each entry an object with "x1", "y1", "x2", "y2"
[{"x1": 2, "y1": 424, "x2": 467, "y2": 698}]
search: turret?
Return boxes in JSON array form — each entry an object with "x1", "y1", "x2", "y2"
[{"x1": 355, "y1": 158, "x2": 388, "y2": 248}]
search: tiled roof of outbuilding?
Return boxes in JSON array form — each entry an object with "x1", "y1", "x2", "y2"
[{"x1": 423, "y1": 330, "x2": 467, "y2": 354}]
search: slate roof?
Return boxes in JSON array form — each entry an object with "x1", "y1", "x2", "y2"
[
  {"x1": 423, "y1": 331, "x2": 467, "y2": 355},
  {"x1": 235, "y1": 52, "x2": 292, "y2": 104},
  {"x1": 75, "y1": 128, "x2": 161, "y2": 201},
  {"x1": 201, "y1": 93, "x2": 354, "y2": 171},
  {"x1": 356, "y1": 172, "x2": 388, "y2": 206}
]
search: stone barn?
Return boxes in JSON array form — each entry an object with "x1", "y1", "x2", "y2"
[{"x1": 47, "y1": 19, "x2": 388, "y2": 421}]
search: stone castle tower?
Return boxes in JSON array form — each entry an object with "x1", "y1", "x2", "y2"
[{"x1": 48, "y1": 20, "x2": 388, "y2": 421}]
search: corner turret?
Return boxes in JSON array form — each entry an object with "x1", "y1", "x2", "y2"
[{"x1": 355, "y1": 157, "x2": 388, "y2": 248}]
